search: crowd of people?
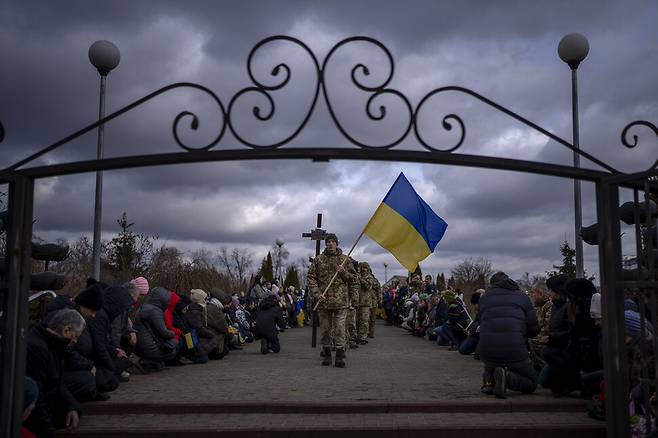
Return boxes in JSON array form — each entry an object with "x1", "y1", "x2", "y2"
[
  {"x1": 19, "y1": 251, "x2": 657, "y2": 437},
  {"x1": 384, "y1": 271, "x2": 656, "y2": 431},
  {"x1": 22, "y1": 275, "x2": 307, "y2": 438}
]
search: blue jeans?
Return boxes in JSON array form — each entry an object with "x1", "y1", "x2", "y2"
[
  {"x1": 458, "y1": 335, "x2": 478, "y2": 355},
  {"x1": 437, "y1": 325, "x2": 465, "y2": 348},
  {"x1": 434, "y1": 325, "x2": 449, "y2": 346}
]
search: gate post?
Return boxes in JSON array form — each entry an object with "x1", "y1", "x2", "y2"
[
  {"x1": 595, "y1": 180, "x2": 629, "y2": 438},
  {"x1": 1, "y1": 176, "x2": 34, "y2": 438}
]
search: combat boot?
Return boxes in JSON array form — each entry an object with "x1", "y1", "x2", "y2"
[
  {"x1": 334, "y1": 349, "x2": 346, "y2": 368},
  {"x1": 349, "y1": 340, "x2": 358, "y2": 349},
  {"x1": 321, "y1": 348, "x2": 332, "y2": 366}
]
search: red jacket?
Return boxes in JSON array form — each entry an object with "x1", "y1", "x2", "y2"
[
  {"x1": 21, "y1": 427, "x2": 37, "y2": 438},
  {"x1": 164, "y1": 292, "x2": 182, "y2": 342}
]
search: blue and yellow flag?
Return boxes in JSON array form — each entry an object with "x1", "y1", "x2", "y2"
[{"x1": 364, "y1": 173, "x2": 448, "y2": 272}]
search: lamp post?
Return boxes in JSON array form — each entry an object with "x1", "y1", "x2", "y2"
[
  {"x1": 275, "y1": 238, "x2": 285, "y2": 281},
  {"x1": 558, "y1": 33, "x2": 589, "y2": 279},
  {"x1": 88, "y1": 41, "x2": 120, "y2": 281}
]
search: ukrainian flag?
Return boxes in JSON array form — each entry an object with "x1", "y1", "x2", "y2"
[{"x1": 364, "y1": 173, "x2": 448, "y2": 272}]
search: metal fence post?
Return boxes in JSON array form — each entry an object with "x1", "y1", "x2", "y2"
[
  {"x1": 0, "y1": 176, "x2": 34, "y2": 438},
  {"x1": 595, "y1": 180, "x2": 629, "y2": 438}
]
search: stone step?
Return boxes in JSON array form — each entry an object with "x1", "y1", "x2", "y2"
[
  {"x1": 57, "y1": 412, "x2": 606, "y2": 438},
  {"x1": 84, "y1": 399, "x2": 588, "y2": 415}
]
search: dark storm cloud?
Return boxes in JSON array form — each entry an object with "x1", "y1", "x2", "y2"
[{"x1": 3, "y1": 0, "x2": 657, "y2": 282}]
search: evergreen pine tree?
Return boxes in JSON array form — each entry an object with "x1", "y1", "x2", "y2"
[
  {"x1": 284, "y1": 266, "x2": 300, "y2": 290},
  {"x1": 436, "y1": 273, "x2": 446, "y2": 291},
  {"x1": 261, "y1": 251, "x2": 274, "y2": 282},
  {"x1": 107, "y1": 212, "x2": 153, "y2": 281},
  {"x1": 547, "y1": 240, "x2": 577, "y2": 278}
]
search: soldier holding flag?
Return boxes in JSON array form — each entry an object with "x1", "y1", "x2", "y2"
[{"x1": 307, "y1": 233, "x2": 357, "y2": 368}]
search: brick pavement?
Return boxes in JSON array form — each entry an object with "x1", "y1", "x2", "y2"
[
  {"x1": 59, "y1": 321, "x2": 606, "y2": 437},
  {"x1": 104, "y1": 321, "x2": 566, "y2": 404}
]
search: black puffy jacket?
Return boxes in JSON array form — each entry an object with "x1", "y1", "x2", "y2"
[
  {"x1": 254, "y1": 295, "x2": 285, "y2": 339},
  {"x1": 477, "y1": 278, "x2": 539, "y2": 363},
  {"x1": 87, "y1": 285, "x2": 133, "y2": 371}
]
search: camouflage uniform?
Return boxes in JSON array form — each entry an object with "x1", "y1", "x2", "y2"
[
  {"x1": 367, "y1": 268, "x2": 382, "y2": 338},
  {"x1": 537, "y1": 298, "x2": 553, "y2": 338},
  {"x1": 307, "y1": 234, "x2": 357, "y2": 366},
  {"x1": 529, "y1": 297, "x2": 552, "y2": 372},
  {"x1": 345, "y1": 264, "x2": 360, "y2": 348},
  {"x1": 357, "y1": 262, "x2": 373, "y2": 343}
]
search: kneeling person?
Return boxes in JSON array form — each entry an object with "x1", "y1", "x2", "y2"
[
  {"x1": 478, "y1": 272, "x2": 539, "y2": 398},
  {"x1": 254, "y1": 294, "x2": 286, "y2": 354}
]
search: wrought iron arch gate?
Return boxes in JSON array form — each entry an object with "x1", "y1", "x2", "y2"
[{"x1": 1, "y1": 36, "x2": 657, "y2": 438}]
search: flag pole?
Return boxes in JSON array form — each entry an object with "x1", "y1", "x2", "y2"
[{"x1": 312, "y1": 228, "x2": 366, "y2": 311}]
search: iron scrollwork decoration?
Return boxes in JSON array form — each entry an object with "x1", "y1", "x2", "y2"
[
  {"x1": 1, "y1": 35, "x2": 657, "y2": 175},
  {"x1": 621, "y1": 121, "x2": 658, "y2": 171}
]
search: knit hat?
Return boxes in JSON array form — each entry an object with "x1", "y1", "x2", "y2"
[
  {"x1": 325, "y1": 233, "x2": 338, "y2": 243},
  {"x1": 75, "y1": 283, "x2": 103, "y2": 311},
  {"x1": 590, "y1": 293, "x2": 602, "y2": 319},
  {"x1": 564, "y1": 278, "x2": 597, "y2": 300},
  {"x1": 130, "y1": 277, "x2": 150, "y2": 295},
  {"x1": 546, "y1": 274, "x2": 569, "y2": 295},
  {"x1": 419, "y1": 293, "x2": 429, "y2": 301},
  {"x1": 624, "y1": 310, "x2": 653, "y2": 341},
  {"x1": 410, "y1": 293, "x2": 420, "y2": 303},
  {"x1": 24, "y1": 377, "x2": 39, "y2": 410},
  {"x1": 190, "y1": 289, "x2": 207, "y2": 305}
]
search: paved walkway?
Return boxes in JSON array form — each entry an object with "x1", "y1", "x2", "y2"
[
  {"x1": 60, "y1": 321, "x2": 606, "y2": 436},
  {"x1": 105, "y1": 321, "x2": 559, "y2": 403}
]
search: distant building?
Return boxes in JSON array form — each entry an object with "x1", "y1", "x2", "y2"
[{"x1": 381, "y1": 275, "x2": 408, "y2": 291}]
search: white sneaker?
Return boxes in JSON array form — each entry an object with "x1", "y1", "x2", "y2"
[{"x1": 121, "y1": 371, "x2": 130, "y2": 379}]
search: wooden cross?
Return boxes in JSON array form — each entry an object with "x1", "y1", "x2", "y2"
[
  {"x1": 302, "y1": 213, "x2": 326, "y2": 258},
  {"x1": 302, "y1": 213, "x2": 326, "y2": 347}
]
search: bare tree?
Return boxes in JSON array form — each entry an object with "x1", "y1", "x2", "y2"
[
  {"x1": 231, "y1": 248, "x2": 253, "y2": 288},
  {"x1": 191, "y1": 247, "x2": 214, "y2": 269},
  {"x1": 451, "y1": 257, "x2": 493, "y2": 314},
  {"x1": 451, "y1": 257, "x2": 493, "y2": 292},
  {"x1": 297, "y1": 256, "x2": 310, "y2": 288},
  {"x1": 517, "y1": 272, "x2": 547, "y2": 292},
  {"x1": 49, "y1": 236, "x2": 93, "y2": 293},
  {"x1": 150, "y1": 245, "x2": 232, "y2": 294},
  {"x1": 216, "y1": 247, "x2": 236, "y2": 281},
  {"x1": 215, "y1": 247, "x2": 253, "y2": 292}
]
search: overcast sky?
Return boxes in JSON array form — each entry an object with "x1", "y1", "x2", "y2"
[{"x1": 1, "y1": 1, "x2": 657, "y2": 285}]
